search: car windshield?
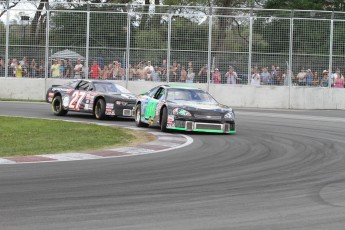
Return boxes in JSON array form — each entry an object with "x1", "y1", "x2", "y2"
[
  {"x1": 166, "y1": 88, "x2": 217, "y2": 104},
  {"x1": 65, "y1": 80, "x2": 79, "y2": 88},
  {"x1": 93, "y1": 82, "x2": 131, "y2": 94}
]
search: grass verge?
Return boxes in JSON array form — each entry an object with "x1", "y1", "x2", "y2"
[{"x1": 0, "y1": 117, "x2": 155, "y2": 157}]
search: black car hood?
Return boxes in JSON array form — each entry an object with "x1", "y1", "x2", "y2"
[
  {"x1": 107, "y1": 93, "x2": 136, "y2": 99},
  {"x1": 167, "y1": 100, "x2": 232, "y2": 112}
]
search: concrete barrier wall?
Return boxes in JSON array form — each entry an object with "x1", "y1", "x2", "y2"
[{"x1": 0, "y1": 78, "x2": 344, "y2": 110}]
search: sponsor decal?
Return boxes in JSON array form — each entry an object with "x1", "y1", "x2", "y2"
[
  {"x1": 84, "y1": 104, "x2": 89, "y2": 110},
  {"x1": 63, "y1": 96, "x2": 70, "y2": 107},
  {"x1": 105, "y1": 109, "x2": 115, "y2": 116},
  {"x1": 106, "y1": 103, "x2": 114, "y2": 109},
  {"x1": 167, "y1": 115, "x2": 174, "y2": 124},
  {"x1": 167, "y1": 122, "x2": 175, "y2": 128}
]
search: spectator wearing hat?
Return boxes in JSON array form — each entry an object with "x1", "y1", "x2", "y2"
[
  {"x1": 225, "y1": 66, "x2": 238, "y2": 84},
  {"x1": 320, "y1": 70, "x2": 329, "y2": 87},
  {"x1": 212, "y1": 68, "x2": 221, "y2": 84}
]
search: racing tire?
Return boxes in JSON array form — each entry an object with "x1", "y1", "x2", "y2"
[
  {"x1": 94, "y1": 99, "x2": 106, "y2": 120},
  {"x1": 135, "y1": 104, "x2": 149, "y2": 127},
  {"x1": 160, "y1": 107, "x2": 169, "y2": 132},
  {"x1": 52, "y1": 95, "x2": 68, "y2": 116}
]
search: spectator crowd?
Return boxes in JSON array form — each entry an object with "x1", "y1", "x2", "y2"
[{"x1": 1, "y1": 56, "x2": 344, "y2": 88}]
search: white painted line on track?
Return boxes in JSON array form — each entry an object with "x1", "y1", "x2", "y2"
[
  {"x1": 41, "y1": 153, "x2": 104, "y2": 161},
  {"x1": 108, "y1": 147, "x2": 156, "y2": 154},
  {"x1": 0, "y1": 158, "x2": 16, "y2": 164}
]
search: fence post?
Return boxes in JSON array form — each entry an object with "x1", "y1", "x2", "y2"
[
  {"x1": 5, "y1": 0, "x2": 10, "y2": 78},
  {"x1": 207, "y1": 10, "x2": 212, "y2": 92},
  {"x1": 85, "y1": 4, "x2": 90, "y2": 79},
  {"x1": 328, "y1": 12, "x2": 334, "y2": 88},
  {"x1": 125, "y1": 4, "x2": 131, "y2": 88},
  {"x1": 288, "y1": 11, "x2": 294, "y2": 109},
  {"x1": 167, "y1": 13, "x2": 172, "y2": 83},
  {"x1": 45, "y1": 3, "x2": 50, "y2": 79},
  {"x1": 247, "y1": 9, "x2": 253, "y2": 85}
]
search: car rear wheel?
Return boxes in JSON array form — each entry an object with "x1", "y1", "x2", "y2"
[
  {"x1": 94, "y1": 99, "x2": 106, "y2": 120},
  {"x1": 160, "y1": 107, "x2": 168, "y2": 132},
  {"x1": 52, "y1": 95, "x2": 68, "y2": 116},
  {"x1": 135, "y1": 104, "x2": 148, "y2": 127}
]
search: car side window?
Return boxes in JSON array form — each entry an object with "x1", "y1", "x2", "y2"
[
  {"x1": 76, "y1": 81, "x2": 90, "y2": 91},
  {"x1": 154, "y1": 88, "x2": 165, "y2": 100},
  {"x1": 147, "y1": 86, "x2": 160, "y2": 98}
]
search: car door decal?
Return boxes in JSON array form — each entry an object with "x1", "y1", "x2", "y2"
[{"x1": 144, "y1": 99, "x2": 158, "y2": 124}]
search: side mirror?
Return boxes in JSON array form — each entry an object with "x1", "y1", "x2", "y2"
[{"x1": 139, "y1": 91, "x2": 147, "y2": 95}]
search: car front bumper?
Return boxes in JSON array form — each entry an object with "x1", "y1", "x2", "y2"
[{"x1": 166, "y1": 118, "x2": 236, "y2": 134}]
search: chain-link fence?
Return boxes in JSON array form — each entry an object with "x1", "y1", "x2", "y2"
[{"x1": 0, "y1": 1, "x2": 345, "y2": 88}]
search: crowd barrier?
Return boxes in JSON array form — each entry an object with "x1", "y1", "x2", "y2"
[{"x1": 0, "y1": 78, "x2": 344, "y2": 110}]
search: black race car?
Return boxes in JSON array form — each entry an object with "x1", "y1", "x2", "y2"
[
  {"x1": 134, "y1": 85, "x2": 236, "y2": 133},
  {"x1": 46, "y1": 80, "x2": 136, "y2": 119}
]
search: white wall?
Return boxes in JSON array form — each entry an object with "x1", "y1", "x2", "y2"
[{"x1": 0, "y1": 78, "x2": 344, "y2": 110}]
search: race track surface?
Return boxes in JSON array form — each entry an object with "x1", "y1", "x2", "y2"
[{"x1": 1, "y1": 101, "x2": 345, "y2": 230}]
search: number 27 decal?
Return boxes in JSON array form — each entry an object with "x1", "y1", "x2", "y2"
[{"x1": 69, "y1": 91, "x2": 87, "y2": 110}]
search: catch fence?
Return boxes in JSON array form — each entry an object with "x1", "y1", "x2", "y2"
[{"x1": 0, "y1": 1, "x2": 345, "y2": 88}]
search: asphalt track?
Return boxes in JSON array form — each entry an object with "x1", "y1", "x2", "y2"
[{"x1": 1, "y1": 101, "x2": 345, "y2": 230}]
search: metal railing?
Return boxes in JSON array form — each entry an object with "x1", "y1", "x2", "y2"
[{"x1": 0, "y1": 1, "x2": 345, "y2": 89}]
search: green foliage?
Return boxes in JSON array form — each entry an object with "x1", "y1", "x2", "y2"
[
  {"x1": 134, "y1": 29, "x2": 167, "y2": 49},
  {"x1": 265, "y1": 0, "x2": 324, "y2": 10},
  {"x1": 171, "y1": 17, "x2": 208, "y2": 50},
  {"x1": 49, "y1": 5, "x2": 127, "y2": 49}
]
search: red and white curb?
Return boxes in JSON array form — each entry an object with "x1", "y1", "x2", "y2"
[{"x1": 0, "y1": 121, "x2": 193, "y2": 165}]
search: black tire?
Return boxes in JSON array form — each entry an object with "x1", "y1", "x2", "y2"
[
  {"x1": 52, "y1": 95, "x2": 68, "y2": 116},
  {"x1": 94, "y1": 99, "x2": 106, "y2": 120},
  {"x1": 160, "y1": 107, "x2": 168, "y2": 132},
  {"x1": 135, "y1": 104, "x2": 148, "y2": 127}
]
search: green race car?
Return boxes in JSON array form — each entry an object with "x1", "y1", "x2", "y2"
[{"x1": 134, "y1": 85, "x2": 236, "y2": 134}]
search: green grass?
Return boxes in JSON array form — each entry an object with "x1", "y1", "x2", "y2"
[{"x1": 0, "y1": 117, "x2": 136, "y2": 157}]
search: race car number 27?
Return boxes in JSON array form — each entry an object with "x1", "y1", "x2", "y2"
[{"x1": 69, "y1": 91, "x2": 87, "y2": 110}]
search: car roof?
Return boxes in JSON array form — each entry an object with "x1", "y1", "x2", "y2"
[{"x1": 164, "y1": 84, "x2": 200, "y2": 90}]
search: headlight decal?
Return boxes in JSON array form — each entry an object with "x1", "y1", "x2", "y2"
[
  {"x1": 172, "y1": 108, "x2": 192, "y2": 116},
  {"x1": 115, "y1": 101, "x2": 128, "y2": 106}
]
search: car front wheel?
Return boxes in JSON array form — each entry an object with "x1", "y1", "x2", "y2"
[
  {"x1": 52, "y1": 95, "x2": 68, "y2": 116},
  {"x1": 160, "y1": 107, "x2": 168, "y2": 132},
  {"x1": 94, "y1": 99, "x2": 106, "y2": 120},
  {"x1": 135, "y1": 104, "x2": 149, "y2": 127}
]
